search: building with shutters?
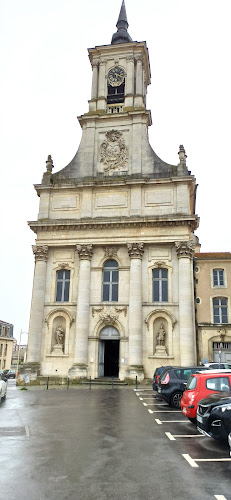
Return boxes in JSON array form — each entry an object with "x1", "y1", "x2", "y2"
[{"x1": 24, "y1": 1, "x2": 199, "y2": 383}]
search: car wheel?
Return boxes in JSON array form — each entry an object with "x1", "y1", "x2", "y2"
[
  {"x1": 170, "y1": 391, "x2": 183, "y2": 408},
  {"x1": 188, "y1": 417, "x2": 196, "y2": 424}
]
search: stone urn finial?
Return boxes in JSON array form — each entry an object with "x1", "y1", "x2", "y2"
[
  {"x1": 178, "y1": 145, "x2": 187, "y2": 166},
  {"x1": 46, "y1": 154, "x2": 54, "y2": 174}
]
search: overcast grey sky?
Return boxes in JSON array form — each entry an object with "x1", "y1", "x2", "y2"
[{"x1": 1, "y1": 0, "x2": 231, "y2": 342}]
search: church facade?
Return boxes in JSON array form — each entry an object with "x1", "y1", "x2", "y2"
[{"x1": 25, "y1": 1, "x2": 199, "y2": 382}]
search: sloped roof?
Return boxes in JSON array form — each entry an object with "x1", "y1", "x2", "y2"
[{"x1": 195, "y1": 252, "x2": 231, "y2": 259}]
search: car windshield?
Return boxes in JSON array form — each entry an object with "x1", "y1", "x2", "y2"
[{"x1": 186, "y1": 375, "x2": 197, "y2": 390}]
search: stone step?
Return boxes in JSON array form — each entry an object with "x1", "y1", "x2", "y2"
[{"x1": 80, "y1": 378, "x2": 128, "y2": 386}]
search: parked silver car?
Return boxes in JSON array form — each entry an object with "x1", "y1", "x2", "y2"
[
  {"x1": 0, "y1": 374, "x2": 7, "y2": 402},
  {"x1": 228, "y1": 431, "x2": 231, "y2": 457}
]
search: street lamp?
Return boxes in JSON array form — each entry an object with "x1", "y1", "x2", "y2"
[{"x1": 16, "y1": 330, "x2": 28, "y2": 377}]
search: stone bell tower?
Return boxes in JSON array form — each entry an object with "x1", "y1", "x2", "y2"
[{"x1": 25, "y1": 0, "x2": 199, "y2": 384}]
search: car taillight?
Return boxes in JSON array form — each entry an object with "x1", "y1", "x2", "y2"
[{"x1": 161, "y1": 372, "x2": 170, "y2": 385}]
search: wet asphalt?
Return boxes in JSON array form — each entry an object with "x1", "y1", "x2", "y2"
[{"x1": 0, "y1": 381, "x2": 230, "y2": 500}]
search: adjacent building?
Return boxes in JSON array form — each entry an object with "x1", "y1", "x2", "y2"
[
  {"x1": 25, "y1": 1, "x2": 199, "y2": 383},
  {"x1": 195, "y1": 253, "x2": 231, "y2": 364},
  {"x1": 0, "y1": 320, "x2": 14, "y2": 370}
]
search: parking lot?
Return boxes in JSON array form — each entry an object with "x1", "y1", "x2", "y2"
[
  {"x1": 0, "y1": 381, "x2": 230, "y2": 500},
  {"x1": 136, "y1": 387, "x2": 231, "y2": 499}
]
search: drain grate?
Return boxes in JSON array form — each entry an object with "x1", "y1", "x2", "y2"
[{"x1": 0, "y1": 427, "x2": 28, "y2": 436}]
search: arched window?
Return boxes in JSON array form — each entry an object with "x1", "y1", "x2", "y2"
[
  {"x1": 152, "y1": 268, "x2": 168, "y2": 302},
  {"x1": 56, "y1": 270, "x2": 70, "y2": 302},
  {"x1": 213, "y1": 297, "x2": 228, "y2": 324},
  {"x1": 102, "y1": 260, "x2": 118, "y2": 302}
]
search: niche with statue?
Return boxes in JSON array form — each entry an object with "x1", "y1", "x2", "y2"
[
  {"x1": 153, "y1": 319, "x2": 168, "y2": 357},
  {"x1": 51, "y1": 316, "x2": 66, "y2": 354}
]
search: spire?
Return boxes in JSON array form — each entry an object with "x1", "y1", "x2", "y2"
[{"x1": 111, "y1": 0, "x2": 133, "y2": 45}]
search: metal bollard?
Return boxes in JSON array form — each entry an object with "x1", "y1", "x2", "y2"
[
  {"x1": 136, "y1": 375, "x2": 138, "y2": 390},
  {"x1": 46, "y1": 376, "x2": 49, "y2": 390},
  {"x1": 112, "y1": 376, "x2": 114, "y2": 389},
  {"x1": 67, "y1": 377, "x2": 69, "y2": 389},
  {"x1": 89, "y1": 376, "x2": 91, "y2": 389}
]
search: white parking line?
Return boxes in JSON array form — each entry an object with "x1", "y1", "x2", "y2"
[
  {"x1": 143, "y1": 403, "x2": 167, "y2": 406},
  {"x1": 165, "y1": 431, "x2": 205, "y2": 440},
  {"x1": 182, "y1": 454, "x2": 199, "y2": 468},
  {"x1": 148, "y1": 409, "x2": 180, "y2": 413},
  {"x1": 25, "y1": 426, "x2": 30, "y2": 437},
  {"x1": 183, "y1": 454, "x2": 231, "y2": 469},
  {"x1": 139, "y1": 397, "x2": 156, "y2": 400},
  {"x1": 214, "y1": 496, "x2": 228, "y2": 500},
  {"x1": 134, "y1": 389, "x2": 153, "y2": 392},
  {"x1": 155, "y1": 418, "x2": 185, "y2": 424},
  {"x1": 165, "y1": 432, "x2": 176, "y2": 441}
]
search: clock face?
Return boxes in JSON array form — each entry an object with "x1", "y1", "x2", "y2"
[{"x1": 107, "y1": 66, "x2": 125, "y2": 87}]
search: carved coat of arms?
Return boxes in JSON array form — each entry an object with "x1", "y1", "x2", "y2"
[{"x1": 100, "y1": 130, "x2": 128, "y2": 172}]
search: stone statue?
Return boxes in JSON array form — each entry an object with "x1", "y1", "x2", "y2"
[
  {"x1": 156, "y1": 323, "x2": 166, "y2": 346},
  {"x1": 55, "y1": 325, "x2": 64, "y2": 345}
]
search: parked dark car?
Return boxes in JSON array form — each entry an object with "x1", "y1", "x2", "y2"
[
  {"x1": 152, "y1": 366, "x2": 170, "y2": 391},
  {"x1": 4, "y1": 370, "x2": 16, "y2": 379},
  {"x1": 156, "y1": 366, "x2": 207, "y2": 408},
  {"x1": 197, "y1": 393, "x2": 231, "y2": 440}
]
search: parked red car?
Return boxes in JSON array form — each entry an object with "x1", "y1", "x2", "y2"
[{"x1": 181, "y1": 370, "x2": 231, "y2": 422}]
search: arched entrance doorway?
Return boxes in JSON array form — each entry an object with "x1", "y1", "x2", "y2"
[{"x1": 98, "y1": 326, "x2": 120, "y2": 377}]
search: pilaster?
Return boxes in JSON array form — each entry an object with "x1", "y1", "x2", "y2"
[
  {"x1": 26, "y1": 245, "x2": 48, "y2": 365},
  {"x1": 127, "y1": 243, "x2": 144, "y2": 380},
  {"x1": 175, "y1": 241, "x2": 196, "y2": 365},
  {"x1": 71, "y1": 245, "x2": 93, "y2": 378}
]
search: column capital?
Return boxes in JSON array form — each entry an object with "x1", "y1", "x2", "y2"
[
  {"x1": 175, "y1": 241, "x2": 195, "y2": 259},
  {"x1": 126, "y1": 55, "x2": 134, "y2": 62},
  {"x1": 32, "y1": 245, "x2": 48, "y2": 262},
  {"x1": 127, "y1": 242, "x2": 144, "y2": 259},
  {"x1": 76, "y1": 244, "x2": 93, "y2": 260},
  {"x1": 135, "y1": 55, "x2": 143, "y2": 64},
  {"x1": 92, "y1": 60, "x2": 99, "y2": 68}
]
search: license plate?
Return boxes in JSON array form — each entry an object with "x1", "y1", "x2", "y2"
[
  {"x1": 197, "y1": 414, "x2": 203, "y2": 424},
  {"x1": 182, "y1": 407, "x2": 187, "y2": 414}
]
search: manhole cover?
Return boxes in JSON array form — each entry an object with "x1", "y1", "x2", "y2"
[{"x1": 0, "y1": 427, "x2": 27, "y2": 436}]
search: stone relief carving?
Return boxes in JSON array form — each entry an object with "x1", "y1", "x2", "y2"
[
  {"x1": 104, "y1": 246, "x2": 118, "y2": 258},
  {"x1": 127, "y1": 242, "x2": 144, "y2": 259},
  {"x1": 92, "y1": 306, "x2": 127, "y2": 322},
  {"x1": 175, "y1": 241, "x2": 195, "y2": 259},
  {"x1": 32, "y1": 245, "x2": 49, "y2": 262},
  {"x1": 100, "y1": 130, "x2": 128, "y2": 173}
]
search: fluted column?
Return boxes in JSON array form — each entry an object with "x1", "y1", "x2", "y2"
[
  {"x1": 74, "y1": 245, "x2": 93, "y2": 371},
  {"x1": 175, "y1": 241, "x2": 196, "y2": 365},
  {"x1": 97, "y1": 59, "x2": 107, "y2": 110},
  {"x1": 127, "y1": 243, "x2": 144, "y2": 375},
  {"x1": 125, "y1": 56, "x2": 134, "y2": 108},
  {"x1": 27, "y1": 245, "x2": 48, "y2": 363}
]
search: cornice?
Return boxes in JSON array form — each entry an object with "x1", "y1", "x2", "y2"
[
  {"x1": 28, "y1": 215, "x2": 199, "y2": 234},
  {"x1": 34, "y1": 174, "x2": 196, "y2": 195}
]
